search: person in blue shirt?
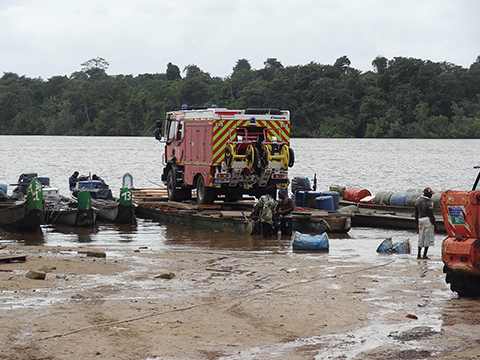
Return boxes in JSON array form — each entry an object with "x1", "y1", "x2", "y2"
[{"x1": 69, "y1": 171, "x2": 79, "y2": 191}]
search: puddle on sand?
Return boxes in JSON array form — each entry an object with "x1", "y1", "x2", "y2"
[
  {"x1": 219, "y1": 321, "x2": 442, "y2": 360},
  {"x1": 219, "y1": 287, "x2": 454, "y2": 360}
]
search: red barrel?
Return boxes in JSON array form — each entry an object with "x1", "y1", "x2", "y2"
[{"x1": 343, "y1": 186, "x2": 372, "y2": 203}]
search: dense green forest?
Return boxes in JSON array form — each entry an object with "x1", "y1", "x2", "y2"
[{"x1": 1, "y1": 55, "x2": 480, "y2": 138}]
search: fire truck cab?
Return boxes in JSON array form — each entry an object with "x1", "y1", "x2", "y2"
[{"x1": 155, "y1": 106, "x2": 294, "y2": 204}]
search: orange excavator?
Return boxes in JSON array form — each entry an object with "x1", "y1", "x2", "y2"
[{"x1": 441, "y1": 166, "x2": 480, "y2": 296}]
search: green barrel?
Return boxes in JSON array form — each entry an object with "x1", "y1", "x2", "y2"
[
  {"x1": 77, "y1": 190, "x2": 92, "y2": 210},
  {"x1": 119, "y1": 188, "x2": 133, "y2": 206},
  {"x1": 27, "y1": 179, "x2": 43, "y2": 213}
]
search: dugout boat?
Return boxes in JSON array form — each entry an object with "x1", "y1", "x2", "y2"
[
  {"x1": 44, "y1": 187, "x2": 97, "y2": 227},
  {"x1": 132, "y1": 189, "x2": 351, "y2": 235},
  {"x1": 0, "y1": 178, "x2": 44, "y2": 231},
  {"x1": 10, "y1": 173, "x2": 98, "y2": 228},
  {"x1": 72, "y1": 175, "x2": 135, "y2": 224}
]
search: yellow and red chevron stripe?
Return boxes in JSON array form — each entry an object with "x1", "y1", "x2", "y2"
[
  {"x1": 211, "y1": 119, "x2": 290, "y2": 166},
  {"x1": 255, "y1": 120, "x2": 291, "y2": 144},
  {"x1": 212, "y1": 120, "x2": 250, "y2": 166}
]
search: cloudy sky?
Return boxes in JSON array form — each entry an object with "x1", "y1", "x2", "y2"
[{"x1": 1, "y1": 0, "x2": 479, "y2": 79}]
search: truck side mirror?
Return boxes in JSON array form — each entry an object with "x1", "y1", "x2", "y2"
[{"x1": 155, "y1": 120, "x2": 162, "y2": 141}]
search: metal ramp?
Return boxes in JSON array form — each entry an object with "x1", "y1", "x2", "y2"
[
  {"x1": 229, "y1": 169, "x2": 243, "y2": 187},
  {"x1": 258, "y1": 168, "x2": 273, "y2": 187}
]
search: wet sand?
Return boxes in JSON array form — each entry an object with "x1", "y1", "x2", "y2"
[{"x1": 1, "y1": 244, "x2": 480, "y2": 360}]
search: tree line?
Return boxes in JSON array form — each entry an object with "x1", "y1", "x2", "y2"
[{"x1": 1, "y1": 55, "x2": 480, "y2": 138}]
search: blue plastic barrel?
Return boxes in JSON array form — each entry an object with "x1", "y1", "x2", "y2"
[
  {"x1": 292, "y1": 231, "x2": 329, "y2": 251},
  {"x1": 303, "y1": 191, "x2": 323, "y2": 208},
  {"x1": 390, "y1": 192, "x2": 410, "y2": 206},
  {"x1": 295, "y1": 191, "x2": 305, "y2": 207},
  {"x1": 320, "y1": 191, "x2": 340, "y2": 210},
  {"x1": 0, "y1": 183, "x2": 7, "y2": 193},
  {"x1": 394, "y1": 239, "x2": 411, "y2": 253},
  {"x1": 315, "y1": 195, "x2": 335, "y2": 211},
  {"x1": 377, "y1": 237, "x2": 411, "y2": 253}
]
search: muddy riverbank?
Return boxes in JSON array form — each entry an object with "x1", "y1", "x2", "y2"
[{"x1": 1, "y1": 243, "x2": 479, "y2": 360}]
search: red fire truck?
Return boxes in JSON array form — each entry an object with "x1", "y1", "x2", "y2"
[{"x1": 155, "y1": 106, "x2": 294, "y2": 204}]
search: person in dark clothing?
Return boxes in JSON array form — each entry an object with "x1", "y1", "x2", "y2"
[
  {"x1": 69, "y1": 171, "x2": 79, "y2": 190},
  {"x1": 277, "y1": 188, "x2": 294, "y2": 236},
  {"x1": 414, "y1": 187, "x2": 438, "y2": 259}
]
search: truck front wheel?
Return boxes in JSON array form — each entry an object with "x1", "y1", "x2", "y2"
[
  {"x1": 166, "y1": 169, "x2": 179, "y2": 201},
  {"x1": 196, "y1": 176, "x2": 217, "y2": 204}
]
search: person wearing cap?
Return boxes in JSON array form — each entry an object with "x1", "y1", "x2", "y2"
[{"x1": 414, "y1": 187, "x2": 438, "y2": 259}]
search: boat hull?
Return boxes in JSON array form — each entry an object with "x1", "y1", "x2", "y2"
[
  {"x1": 94, "y1": 203, "x2": 118, "y2": 222},
  {"x1": 0, "y1": 201, "x2": 44, "y2": 231},
  {"x1": 45, "y1": 208, "x2": 97, "y2": 227},
  {"x1": 92, "y1": 201, "x2": 135, "y2": 224},
  {"x1": 339, "y1": 201, "x2": 445, "y2": 232},
  {"x1": 136, "y1": 204, "x2": 254, "y2": 234}
]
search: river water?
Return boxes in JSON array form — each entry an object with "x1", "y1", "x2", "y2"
[{"x1": 1, "y1": 136, "x2": 480, "y2": 254}]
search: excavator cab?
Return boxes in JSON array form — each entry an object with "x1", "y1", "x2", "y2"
[{"x1": 441, "y1": 166, "x2": 480, "y2": 296}]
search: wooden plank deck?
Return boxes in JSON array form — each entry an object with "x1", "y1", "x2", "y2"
[
  {"x1": 0, "y1": 254, "x2": 27, "y2": 263},
  {"x1": 133, "y1": 188, "x2": 352, "y2": 234}
]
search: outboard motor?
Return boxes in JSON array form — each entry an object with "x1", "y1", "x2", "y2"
[
  {"x1": 291, "y1": 176, "x2": 312, "y2": 194},
  {"x1": 17, "y1": 173, "x2": 38, "y2": 195}
]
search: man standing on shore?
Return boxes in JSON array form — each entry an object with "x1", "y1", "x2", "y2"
[{"x1": 414, "y1": 187, "x2": 438, "y2": 259}]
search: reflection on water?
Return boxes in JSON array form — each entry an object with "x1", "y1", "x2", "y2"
[{"x1": 0, "y1": 227, "x2": 46, "y2": 246}]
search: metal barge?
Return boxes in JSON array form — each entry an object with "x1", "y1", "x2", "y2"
[{"x1": 133, "y1": 189, "x2": 352, "y2": 235}]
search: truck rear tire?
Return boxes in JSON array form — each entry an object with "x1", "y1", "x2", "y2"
[
  {"x1": 444, "y1": 265, "x2": 480, "y2": 297},
  {"x1": 196, "y1": 176, "x2": 217, "y2": 204}
]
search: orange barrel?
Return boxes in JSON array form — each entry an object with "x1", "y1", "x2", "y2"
[{"x1": 343, "y1": 186, "x2": 372, "y2": 203}]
